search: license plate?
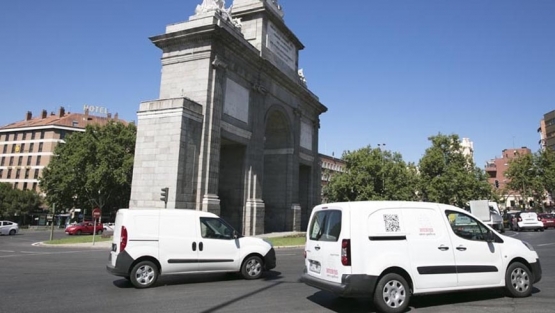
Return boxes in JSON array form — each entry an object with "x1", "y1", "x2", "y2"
[{"x1": 309, "y1": 260, "x2": 321, "y2": 274}]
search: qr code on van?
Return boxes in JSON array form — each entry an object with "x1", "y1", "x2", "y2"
[{"x1": 384, "y1": 214, "x2": 400, "y2": 232}]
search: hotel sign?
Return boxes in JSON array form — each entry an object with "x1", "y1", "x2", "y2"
[{"x1": 83, "y1": 104, "x2": 108, "y2": 115}]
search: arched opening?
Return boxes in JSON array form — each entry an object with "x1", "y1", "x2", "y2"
[{"x1": 263, "y1": 109, "x2": 292, "y2": 232}]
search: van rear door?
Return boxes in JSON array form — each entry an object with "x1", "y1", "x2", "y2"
[{"x1": 305, "y1": 206, "x2": 348, "y2": 284}]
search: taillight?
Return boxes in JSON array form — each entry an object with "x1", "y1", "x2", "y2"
[
  {"x1": 518, "y1": 217, "x2": 522, "y2": 222},
  {"x1": 538, "y1": 217, "x2": 542, "y2": 221},
  {"x1": 120, "y1": 226, "x2": 128, "y2": 252},
  {"x1": 303, "y1": 250, "x2": 306, "y2": 259},
  {"x1": 341, "y1": 239, "x2": 351, "y2": 266}
]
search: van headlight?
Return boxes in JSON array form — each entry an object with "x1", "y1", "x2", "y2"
[{"x1": 522, "y1": 241, "x2": 535, "y2": 251}]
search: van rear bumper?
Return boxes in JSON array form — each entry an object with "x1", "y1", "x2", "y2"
[
  {"x1": 106, "y1": 250, "x2": 135, "y2": 277},
  {"x1": 301, "y1": 267, "x2": 378, "y2": 297}
]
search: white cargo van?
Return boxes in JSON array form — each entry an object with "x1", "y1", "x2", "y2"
[
  {"x1": 106, "y1": 208, "x2": 276, "y2": 288},
  {"x1": 301, "y1": 201, "x2": 542, "y2": 313}
]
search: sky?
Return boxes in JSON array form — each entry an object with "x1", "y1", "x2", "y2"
[{"x1": 0, "y1": 0, "x2": 554, "y2": 166}]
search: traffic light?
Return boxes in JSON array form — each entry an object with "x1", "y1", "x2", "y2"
[
  {"x1": 160, "y1": 187, "x2": 169, "y2": 207},
  {"x1": 495, "y1": 180, "x2": 499, "y2": 189}
]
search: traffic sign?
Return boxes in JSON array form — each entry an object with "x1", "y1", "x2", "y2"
[{"x1": 92, "y1": 208, "x2": 101, "y2": 218}]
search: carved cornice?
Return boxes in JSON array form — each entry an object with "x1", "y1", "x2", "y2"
[
  {"x1": 212, "y1": 55, "x2": 228, "y2": 69},
  {"x1": 252, "y1": 83, "x2": 268, "y2": 95}
]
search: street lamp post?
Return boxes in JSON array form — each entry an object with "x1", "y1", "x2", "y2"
[{"x1": 378, "y1": 143, "x2": 386, "y2": 197}]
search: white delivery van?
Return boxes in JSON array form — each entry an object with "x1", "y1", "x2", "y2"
[
  {"x1": 301, "y1": 201, "x2": 542, "y2": 313},
  {"x1": 106, "y1": 208, "x2": 276, "y2": 288}
]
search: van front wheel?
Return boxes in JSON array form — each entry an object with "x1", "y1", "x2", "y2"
[
  {"x1": 241, "y1": 255, "x2": 263, "y2": 280},
  {"x1": 130, "y1": 261, "x2": 158, "y2": 289},
  {"x1": 373, "y1": 273, "x2": 410, "y2": 313},
  {"x1": 505, "y1": 262, "x2": 532, "y2": 297}
]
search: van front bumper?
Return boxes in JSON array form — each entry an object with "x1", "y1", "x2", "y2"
[
  {"x1": 264, "y1": 248, "x2": 276, "y2": 270},
  {"x1": 531, "y1": 259, "x2": 542, "y2": 284},
  {"x1": 300, "y1": 267, "x2": 378, "y2": 297}
]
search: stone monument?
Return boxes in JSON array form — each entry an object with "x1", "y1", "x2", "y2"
[{"x1": 129, "y1": 0, "x2": 327, "y2": 235}]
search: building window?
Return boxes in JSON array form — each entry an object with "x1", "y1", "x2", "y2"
[
  {"x1": 23, "y1": 182, "x2": 28, "y2": 190},
  {"x1": 11, "y1": 144, "x2": 15, "y2": 153},
  {"x1": 2, "y1": 145, "x2": 6, "y2": 153},
  {"x1": 0, "y1": 169, "x2": 3, "y2": 178},
  {"x1": 18, "y1": 156, "x2": 23, "y2": 166},
  {"x1": 7, "y1": 169, "x2": 12, "y2": 178},
  {"x1": 20, "y1": 143, "x2": 25, "y2": 153},
  {"x1": 25, "y1": 169, "x2": 30, "y2": 179},
  {"x1": 26, "y1": 156, "x2": 32, "y2": 166},
  {"x1": 9, "y1": 157, "x2": 13, "y2": 166},
  {"x1": 14, "y1": 182, "x2": 18, "y2": 189},
  {"x1": 72, "y1": 120, "x2": 78, "y2": 127},
  {"x1": 0, "y1": 157, "x2": 4, "y2": 166},
  {"x1": 22, "y1": 132, "x2": 27, "y2": 140},
  {"x1": 34, "y1": 169, "x2": 39, "y2": 178},
  {"x1": 32, "y1": 182, "x2": 37, "y2": 191},
  {"x1": 31, "y1": 131, "x2": 35, "y2": 140},
  {"x1": 29, "y1": 143, "x2": 34, "y2": 152},
  {"x1": 14, "y1": 133, "x2": 18, "y2": 141},
  {"x1": 40, "y1": 131, "x2": 45, "y2": 139},
  {"x1": 15, "y1": 169, "x2": 20, "y2": 179},
  {"x1": 38, "y1": 143, "x2": 43, "y2": 152},
  {"x1": 59, "y1": 130, "x2": 66, "y2": 140},
  {"x1": 36, "y1": 156, "x2": 41, "y2": 166}
]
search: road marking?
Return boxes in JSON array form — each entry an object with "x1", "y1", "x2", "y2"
[
  {"x1": 0, "y1": 250, "x2": 15, "y2": 253},
  {"x1": 0, "y1": 250, "x2": 100, "y2": 258},
  {"x1": 277, "y1": 253, "x2": 297, "y2": 256},
  {"x1": 20, "y1": 251, "x2": 43, "y2": 254},
  {"x1": 537, "y1": 243, "x2": 555, "y2": 247}
]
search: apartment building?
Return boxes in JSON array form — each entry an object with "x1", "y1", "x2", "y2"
[
  {"x1": 485, "y1": 147, "x2": 532, "y2": 208},
  {"x1": 0, "y1": 107, "x2": 124, "y2": 193},
  {"x1": 539, "y1": 109, "x2": 555, "y2": 150},
  {"x1": 319, "y1": 153, "x2": 346, "y2": 202}
]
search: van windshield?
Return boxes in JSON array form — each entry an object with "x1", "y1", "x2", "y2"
[{"x1": 309, "y1": 210, "x2": 342, "y2": 242}]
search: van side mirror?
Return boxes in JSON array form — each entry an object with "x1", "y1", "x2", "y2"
[
  {"x1": 485, "y1": 231, "x2": 494, "y2": 243},
  {"x1": 232, "y1": 230, "x2": 239, "y2": 239}
]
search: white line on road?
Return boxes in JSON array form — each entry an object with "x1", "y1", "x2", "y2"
[
  {"x1": 0, "y1": 250, "x2": 15, "y2": 253},
  {"x1": 537, "y1": 243, "x2": 555, "y2": 247},
  {"x1": 0, "y1": 250, "x2": 99, "y2": 258}
]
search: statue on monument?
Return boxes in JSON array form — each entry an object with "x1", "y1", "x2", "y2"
[
  {"x1": 298, "y1": 68, "x2": 307, "y2": 86},
  {"x1": 194, "y1": 0, "x2": 241, "y2": 29}
]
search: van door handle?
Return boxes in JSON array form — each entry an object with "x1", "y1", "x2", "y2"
[
  {"x1": 199, "y1": 242, "x2": 204, "y2": 251},
  {"x1": 437, "y1": 245, "x2": 449, "y2": 251},
  {"x1": 314, "y1": 245, "x2": 320, "y2": 251},
  {"x1": 192, "y1": 242, "x2": 197, "y2": 251},
  {"x1": 456, "y1": 246, "x2": 467, "y2": 251}
]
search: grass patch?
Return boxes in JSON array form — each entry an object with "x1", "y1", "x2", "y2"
[
  {"x1": 46, "y1": 235, "x2": 112, "y2": 245},
  {"x1": 267, "y1": 234, "x2": 306, "y2": 247}
]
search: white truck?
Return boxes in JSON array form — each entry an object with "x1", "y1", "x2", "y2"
[{"x1": 468, "y1": 200, "x2": 504, "y2": 233}]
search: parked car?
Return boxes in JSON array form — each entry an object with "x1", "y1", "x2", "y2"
[
  {"x1": 538, "y1": 213, "x2": 555, "y2": 229},
  {"x1": 511, "y1": 212, "x2": 544, "y2": 232},
  {"x1": 65, "y1": 221, "x2": 103, "y2": 235},
  {"x1": 0, "y1": 221, "x2": 19, "y2": 235}
]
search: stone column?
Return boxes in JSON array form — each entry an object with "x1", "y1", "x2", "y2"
[{"x1": 196, "y1": 55, "x2": 227, "y2": 215}]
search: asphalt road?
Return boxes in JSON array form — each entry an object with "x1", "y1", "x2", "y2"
[{"x1": 1, "y1": 229, "x2": 554, "y2": 313}]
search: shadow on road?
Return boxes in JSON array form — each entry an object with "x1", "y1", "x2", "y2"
[
  {"x1": 305, "y1": 287, "x2": 540, "y2": 313},
  {"x1": 112, "y1": 270, "x2": 284, "y2": 289}
]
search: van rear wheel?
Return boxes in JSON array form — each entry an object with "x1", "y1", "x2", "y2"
[
  {"x1": 373, "y1": 273, "x2": 410, "y2": 313},
  {"x1": 130, "y1": 261, "x2": 159, "y2": 289},
  {"x1": 505, "y1": 262, "x2": 532, "y2": 297},
  {"x1": 241, "y1": 255, "x2": 263, "y2": 280}
]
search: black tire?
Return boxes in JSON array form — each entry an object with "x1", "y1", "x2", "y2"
[
  {"x1": 9, "y1": 229, "x2": 16, "y2": 235},
  {"x1": 373, "y1": 273, "x2": 410, "y2": 313},
  {"x1": 505, "y1": 262, "x2": 533, "y2": 297},
  {"x1": 76, "y1": 230, "x2": 82, "y2": 235},
  {"x1": 130, "y1": 261, "x2": 158, "y2": 289},
  {"x1": 96, "y1": 230, "x2": 103, "y2": 235},
  {"x1": 241, "y1": 255, "x2": 263, "y2": 280},
  {"x1": 539, "y1": 228, "x2": 544, "y2": 232}
]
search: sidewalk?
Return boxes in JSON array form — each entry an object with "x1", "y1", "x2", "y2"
[{"x1": 35, "y1": 231, "x2": 306, "y2": 249}]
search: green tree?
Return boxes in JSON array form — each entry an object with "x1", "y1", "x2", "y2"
[
  {"x1": 418, "y1": 133, "x2": 492, "y2": 207},
  {"x1": 0, "y1": 182, "x2": 42, "y2": 219},
  {"x1": 323, "y1": 146, "x2": 419, "y2": 202},
  {"x1": 40, "y1": 121, "x2": 136, "y2": 217},
  {"x1": 505, "y1": 151, "x2": 554, "y2": 210}
]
